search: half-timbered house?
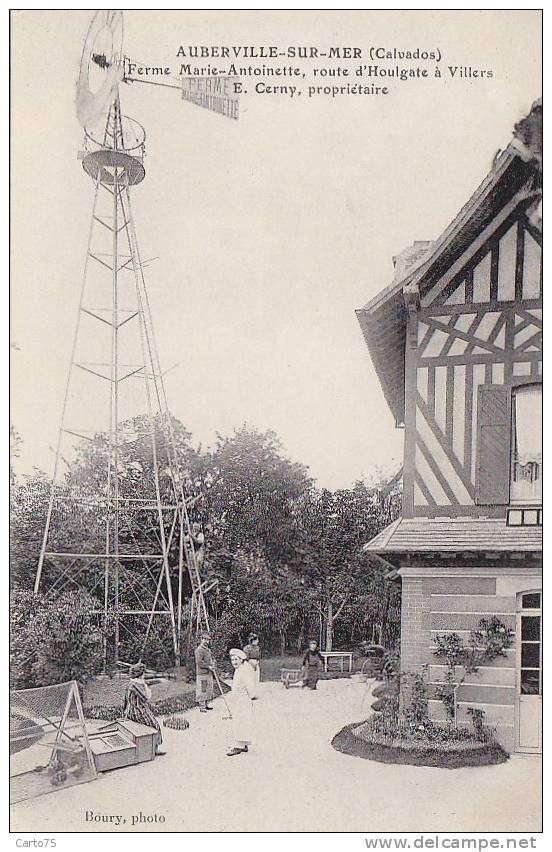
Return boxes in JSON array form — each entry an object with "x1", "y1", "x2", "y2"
[{"x1": 357, "y1": 103, "x2": 542, "y2": 753}]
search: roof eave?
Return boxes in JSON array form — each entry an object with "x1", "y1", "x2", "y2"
[
  {"x1": 355, "y1": 305, "x2": 405, "y2": 426},
  {"x1": 356, "y1": 147, "x2": 540, "y2": 425}
]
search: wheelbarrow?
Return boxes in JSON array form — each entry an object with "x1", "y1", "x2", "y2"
[{"x1": 280, "y1": 667, "x2": 303, "y2": 688}]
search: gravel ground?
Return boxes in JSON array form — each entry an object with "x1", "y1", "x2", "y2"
[{"x1": 10, "y1": 679, "x2": 541, "y2": 833}]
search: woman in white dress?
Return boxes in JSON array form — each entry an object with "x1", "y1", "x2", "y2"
[{"x1": 226, "y1": 648, "x2": 254, "y2": 756}]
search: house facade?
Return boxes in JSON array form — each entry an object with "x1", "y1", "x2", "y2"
[{"x1": 357, "y1": 104, "x2": 542, "y2": 753}]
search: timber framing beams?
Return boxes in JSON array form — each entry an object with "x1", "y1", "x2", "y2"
[{"x1": 356, "y1": 146, "x2": 540, "y2": 425}]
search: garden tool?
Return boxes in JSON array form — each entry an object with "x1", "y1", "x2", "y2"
[{"x1": 212, "y1": 665, "x2": 232, "y2": 719}]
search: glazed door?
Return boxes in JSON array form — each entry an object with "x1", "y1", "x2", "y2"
[{"x1": 517, "y1": 592, "x2": 542, "y2": 753}]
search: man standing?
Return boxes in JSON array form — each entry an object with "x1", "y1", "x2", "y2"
[
  {"x1": 243, "y1": 633, "x2": 261, "y2": 699},
  {"x1": 195, "y1": 631, "x2": 215, "y2": 712}
]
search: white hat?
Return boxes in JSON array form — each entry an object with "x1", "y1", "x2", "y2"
[{"x1": 229, "y1": 648, "x2": 246, "y2": 660}]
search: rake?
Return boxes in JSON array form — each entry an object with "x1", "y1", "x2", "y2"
[{"x1": 213, "y1": 668, "x2": 233, "y2": 720}]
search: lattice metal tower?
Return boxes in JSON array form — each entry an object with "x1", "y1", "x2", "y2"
[{"x1": 34, "y1": 11, "x2": 210, "y2": 668}]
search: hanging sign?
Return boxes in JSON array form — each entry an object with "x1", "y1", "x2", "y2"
[{"x1": 181, "y1": 76, "x2": 239, "y2": 119}]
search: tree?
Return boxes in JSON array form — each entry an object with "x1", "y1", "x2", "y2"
[
  {"x1": 10, "y1": 471, "x2": 59, "y2": 591},
  {"x1": 203, "y1": 426, "x2": 312, "y2": 570},
  {"x1": 10, "y1": 415, "x2": 403, "y2": 663},
  {"x1": 297, "y1": 480, "x2": 401, "y2": 651},
  {"x1": 194, "y1": 426, "x2": 314, "y2": 653},
  {"x1": 10, "y1": 420, "x2": 315, "y2": 660}
]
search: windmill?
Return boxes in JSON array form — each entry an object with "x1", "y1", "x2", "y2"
[{"x1": 34, "y1": 10, "x2": 231, "y2": 669}]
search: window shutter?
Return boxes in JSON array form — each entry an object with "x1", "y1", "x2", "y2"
[{"x1": 475, "y1": 384, "x2": 511, "y2": 505}]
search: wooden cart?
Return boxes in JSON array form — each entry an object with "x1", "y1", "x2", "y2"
[{"x1": 280, "y1": 667, "x2": 303, "y2": 688}]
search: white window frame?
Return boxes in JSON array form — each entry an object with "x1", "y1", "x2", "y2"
[{"x1": 510, "y1": 382, "x2": 542, "y2": 505}]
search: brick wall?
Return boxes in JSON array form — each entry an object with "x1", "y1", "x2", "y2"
[
  {"x1": 401, "y1": 576, "x2": 499, "y2": 675},
  {"x1": 399, "y1": 569, "x2": 541, "y2": 753},
  {"x1": 400, "y1": 577, "x2": 430, "y2": 673}
]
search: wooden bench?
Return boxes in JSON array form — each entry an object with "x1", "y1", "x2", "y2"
[{"x1": 320, "y1": 651, "x2": 353, "y2": 673}]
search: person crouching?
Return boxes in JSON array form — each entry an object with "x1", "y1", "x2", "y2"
[
  {"x1": 122, "y1": 662, "x2": 164, "y2": 754},
  {"x1": 226, "y1": 648, "x2": 254, "y2": 756}
]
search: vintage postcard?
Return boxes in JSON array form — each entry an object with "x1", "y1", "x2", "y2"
[{"x1": 10, "y1": 7, "x2": 542, "y2": 840}]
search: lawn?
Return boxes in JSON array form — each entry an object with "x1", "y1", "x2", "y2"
[
  {"x1": 81, "y1": 675, "x2": 194, "y2": 711},
  {"x1": 81, "y1": 650, "x2": 367, "y2": 715}
]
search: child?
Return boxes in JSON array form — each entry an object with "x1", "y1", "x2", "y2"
[{"x1": 302, "y1": 640, "x2": 325, "y2": 690}]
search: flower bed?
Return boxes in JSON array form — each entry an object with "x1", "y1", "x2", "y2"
[
  {"x1": 334, "y1": 637, "x2": 513, "y2": 769},
  {"x1": 331, "y1": 721, "x2": 509, "y2": 768}
]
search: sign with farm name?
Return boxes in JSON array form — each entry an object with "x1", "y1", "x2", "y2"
[{"x1": 181, "y1": 76, "x2": 239, "y2": 119}]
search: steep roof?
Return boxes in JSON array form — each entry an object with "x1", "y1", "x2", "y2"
[{"x1": 356, "y1": 103, "x2": 542, "y2": 425}]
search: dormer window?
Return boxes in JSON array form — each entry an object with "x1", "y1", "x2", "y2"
[{"x1": 511, "y1": 384, "x2": 542, "y2": 503}]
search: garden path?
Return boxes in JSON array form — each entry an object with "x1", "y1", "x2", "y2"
[{"x1": 11, "y1": 679, "x2": 541, "y2": 833}]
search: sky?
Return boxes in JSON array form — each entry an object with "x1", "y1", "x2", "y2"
[{"x1": 10, "y1": 10, "x2": 541, "y2": 490}]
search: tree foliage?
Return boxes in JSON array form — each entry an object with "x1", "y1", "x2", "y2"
[
  {"x1": 10, "y1": 416, "x2": 402, "y2": 682},
  {"x1": 296, "y1": 483, "x2": 400, "y2": 650},
  {"x1": 10, "y1": 589, "x2": 107, "y2": 688}
]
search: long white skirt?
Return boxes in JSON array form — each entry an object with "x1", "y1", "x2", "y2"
[
  {"x1": 231, "y1": 665, "x2": 254, "y2": 744},
  {"x1": 246, "y1": 660, "x2": 260, "y2": 698}
]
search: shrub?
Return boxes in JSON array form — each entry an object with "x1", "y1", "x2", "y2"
[
  {"x1": 369, "y1": 653, "x2": 402, "y2": 728},
  {"x1": 163, "y1": 715, "x2": 190, "y2": 730},
  {"x1": 114, "y1": 614, "x2": 177, "y2": 673},
  {"x1": 86, "y1": 692, "x2": 195, "y2": 721},
  {"x1": 433, "y1": 617, "x2": 514, "y2": 724},
  {"x1": 403, "y1": 668, "x2": 428, "y2": 725},
  {"x1": 10, "y1": 589, "x2": 109, "y2": 689},
  {"x1": 10, "y1": 589, "x2": 45, "y2": 689},
  {"x1": 152, "y1": 693, "x2": 198, "y2": 715},
  {"x1": 434, "y1": 668, "x2": 457, "y2": 722},
  {"x1": 362, "y1": 712, "x2": 500, "y2": 752},
  {"x1": 332, "y1": 722, "x2": 509, "y2": 768},
  {"x1": 466, "y1": 706, "x2": 491, "y2": 742},
  {"x1": 85, "y1": 705, "x2": 121, "y2": 721},
  {"x1": 365, "y1": 657, "x2": 502, "y2": 758},
  {"x1": 30, "y1": 590, "x2": 106, "y2": 687}
]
